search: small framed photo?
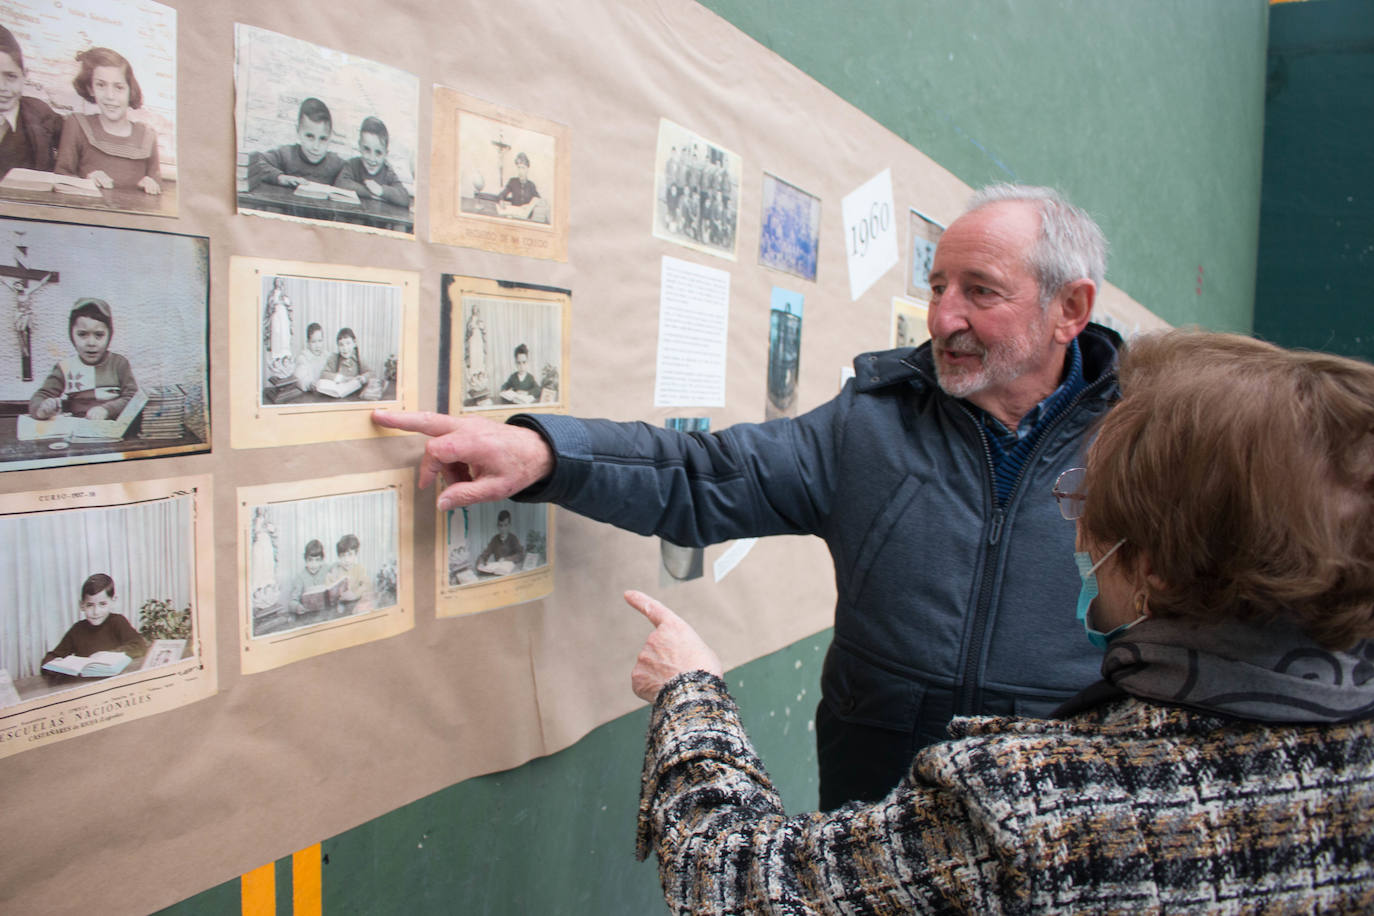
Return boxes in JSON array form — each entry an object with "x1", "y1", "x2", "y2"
[
  {"x1": 0, "y1": 475, "x2": 216, "y2": 760},
  {"x1": 238, "y1": 470, "x2": 414, "y2": 674},
  {"x1": 440, "y1": 275, "x2": 570, "y2": 420},
  {"x1": 0, "y1": 216, "x2": 209, "y2": 472},
  {"x1": 0, "y1": 0, "x2": 178, "y2": 217},
  {"x1": 430, "y1": 87, "x2": 570, "y2": 261},
  {"x1": 439, "y1": 500, "x2": 553, "y2": 617},
  {"x1": 765, "y1": 287, "x2": 804, "y2": 420},
  {"x1": 907, "y1": 208, "x2": 945, "y2": 299},
  {"x1": 229, "y1": 256, "x2": 419, "y2": 449},
  {"x1": 891, "y1": 296, "x2": 930, "y2": 349},
  {"x1": 652, "y1": 119, "x2": 743, "y2": 261},
  {"x1": 234, "y1": 25, "x2": 419, "y2": 237},
  {"x1": 659, "y1": 417, "x2": 709, "y2": 586},
  {"x1": 758, "y1": 173, "x2": 821, "y2": 282}
]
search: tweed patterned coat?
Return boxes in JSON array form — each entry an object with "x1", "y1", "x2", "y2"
[{"x1": 637, "y1": 671, "x2": 1374, "y2": 914}]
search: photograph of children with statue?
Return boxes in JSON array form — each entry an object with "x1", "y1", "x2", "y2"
[
  {"x1": 236, "y1": 470, "x2": 413, "y2": 674},
  {"x1": 257, "y1": 272, "x2": 402, "y2": 408},
  {"x1": 438, "y1": 499, "x2": 553, "y2": 617},
  {"x1": 441, "y1": 274, "x2": 569, "y2": 420},
  {"x1": 245, "y1": 486, "x2": 400, "y2": 640},
  {"x1": 0, "y1": 216, "x2": 208, "y2": 472}
]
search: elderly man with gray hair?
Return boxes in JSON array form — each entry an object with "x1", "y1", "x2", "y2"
[{"x1": 375, "y1": 184, "x2": 1119, "y2": 808}]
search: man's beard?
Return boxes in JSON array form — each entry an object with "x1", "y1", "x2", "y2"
[{"x1": 932, "y1": 311, "x2": 1049, "y2": 400}]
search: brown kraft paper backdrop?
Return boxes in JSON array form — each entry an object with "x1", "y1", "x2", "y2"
[{"x1": 0, "y1": 1, "x2": 1162, "y2": 912}]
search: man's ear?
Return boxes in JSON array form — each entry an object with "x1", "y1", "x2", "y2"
[{"x1": 1053, "y1": 279, "x2": 1096, "y2": 344}]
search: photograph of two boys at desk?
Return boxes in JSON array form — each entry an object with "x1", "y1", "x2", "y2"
[
  {"x1": 233, "y1": 24, "x2": 418, "y2": 236},
  {"x1": 0, "y1": 493, "x2": 195, "y2": 710}
]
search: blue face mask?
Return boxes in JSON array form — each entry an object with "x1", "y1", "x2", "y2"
[{"x1": 1073, "y1": 538, "x2": 1143, "y2": 650}]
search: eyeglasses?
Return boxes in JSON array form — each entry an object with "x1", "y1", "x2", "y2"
[{"x1": 1053, "y1": 467, "x2": 1087, "y2": 520}]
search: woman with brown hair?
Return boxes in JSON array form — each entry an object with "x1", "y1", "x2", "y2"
[{"x1": 628, "y1": 329, "x2": 1374, "y2": 913}]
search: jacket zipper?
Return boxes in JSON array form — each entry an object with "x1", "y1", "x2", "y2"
[{"x1": 925, "y1": 368, "x2": 1116, "y2": 717}]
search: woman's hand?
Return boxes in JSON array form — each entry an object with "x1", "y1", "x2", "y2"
[
  {"x1": 88, "y1": 170, "x2": 113, "y2": 189},
  {"x1": 625, "y1": 590, "x2": 723, "y2": 702},
  {"x1": 137, "y1": 175, "x2": 161, "y2": 195}
]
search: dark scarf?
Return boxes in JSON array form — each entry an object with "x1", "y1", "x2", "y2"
[{"x1": 1059, "y1": 617, "x2": 1374, "y2": 723}]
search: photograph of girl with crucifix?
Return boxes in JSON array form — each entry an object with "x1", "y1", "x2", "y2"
[{"x1": 0, "y1": 216, "x2": 209, "y2": 472}]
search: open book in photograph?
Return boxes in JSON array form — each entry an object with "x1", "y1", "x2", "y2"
[
  {"x1": 42, "y1": 651, "x2": 131, "y2": 677},
  {"x1": 17, "y1": 389, "x2": 150, "y2": 442}
]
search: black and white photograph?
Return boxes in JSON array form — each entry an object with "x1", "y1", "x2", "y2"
[
  {"x1": 237, "y1": 471, "x2": 413, "y2": 674},
  {"x1": 659, "y1": 417, "x2": 708, "y2": 586},
  {"x1": 246, "y1": 487, "x2": 400, "y2": 640},
  {"x1": 907, "y1": 208, "x2": 945, "y2": 299},
  {"x1": 446, "y1": 499, "x2": 549, "y2": 586},
  {"x1": 652, "y1": 118, "x2": 742, "y2": 261},
  {"x1": 0, "y1": 216, "x2": 209, "y2": 472},
  {"x1": 439, "y1": 498, "x2": 553, "y2": 617},
  {"x1": 0, "y1": 475, "x2": 216, "y2": 759},
  {"x1": 229, "y1": 257, "x2": 419, "y2": 450},
  {"x1": 765, "y1": 287, "x2": 804, "y2": 420},
  {"x1": 458, "y1": 112, "x2": 555, "y2": 226},
  {"x1": 442, "y1": 275, "x2": 569, "y2": 419},
  {"x1": 234, "y1": 24, "x2": 418, "y2": 236},
  {"x1": 257, "y1": 273, "x2": 403, "y2": 408},
  {"x1": 0, "y1": 0, "x2": 177, "y2": 217},
  {"x1": 758, "y1": 173, "x2": 821, "y2": 282},
  {"x1": 430, "y1": 87, "x2": 570, "y2": 261}
]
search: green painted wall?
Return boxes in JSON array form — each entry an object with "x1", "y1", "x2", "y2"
[
  {"x1": 1253, "y1": 0, "x2": 1374, "y2": 356},
  {"x1": 164, "y1": 3, "x2": 1269, "y2": 913},
  {"x1": 699, "y1": 0, "x2": 1269, "y2": 332}
]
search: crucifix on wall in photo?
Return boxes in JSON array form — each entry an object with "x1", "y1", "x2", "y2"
[{"x1": 2, "y1": 238, "x2": 60, "y2": 382}]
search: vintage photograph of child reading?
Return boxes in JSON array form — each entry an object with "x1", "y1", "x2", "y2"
[
  {"x1": 0, "y1": 474, "x2": 216, "y2": 760},
  {"x1": 238, "y1": 470, "x2": 413, "y2": 675},
  {"x1": 439, "y1": 499, "x2": 553, "y2": 618},
  {"x1": 229, "y1": 256, "x2": 419, "y2": 449},
  {"x1": 233, "y1": 24, "x2": 418, "y2": 237},
  {"x1": 440, "y1": 274, "x2": 570, "y2": 421},
  {"x1": 429, "y1": 86, "x2": 570, "y2": 261},
  {"x1": 906, "y1": 208, "x2": 945, "y2": 299},
  {"x1": 652, "y1": 119, "x2": 743, "y2": 262},
  {"x1": 0, "y1": 216, "x2": 209, "y2": 472},
  {"x1": 0, "y1": 0, "x2": 177, "y2": 217},
  {"x1": 758, "y1": 173, "x2": 821, "y2": 282}
]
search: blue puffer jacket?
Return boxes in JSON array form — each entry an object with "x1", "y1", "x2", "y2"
[{"x1": 513, "y1": 323, "x2": 1121, "y2": 754}]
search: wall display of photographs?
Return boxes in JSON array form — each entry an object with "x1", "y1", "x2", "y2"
[
  {"x1": 0, "y1": 475, "x2": 216, "y2": 760},
  {"x1": 758, "y1": 173, "x2": 821, "y2": 282},
  {"x1": 229, "y1": 256, "x2": 419, "y2": 449},
  {"x1": 439, "y1": 499, "x2": 553, "y2": 617},
  {"x1": 765, "y1": 287, "x2": 804, "y2": 420},
  {"x1": 652, "y1": 119, "x2": 743, "y2": 262},
  {"x1": 440, "y1": 274, "x2": 570, "y2": 421},
  {"x1": 233, "y1": 24, "x2": 419, "y2": 237},
  {"x1": 0, "y1": 217, "x2": 209, "y2": 472},
  {"x1": 892, "y1": 296, "x2": 930, "y2": 349},
  {"x1": 238, "y1": 470, "x2": 413, "y2": 674},
  {"x1": 0, "y1": 0, "x2": 177, "y2": 217},
  {"x1": 659, "y1": 417, "x2": 708, "y2": 586},
  {"x1": 429, "y1": 86, "x2": 570, "y2": 261},
  {"x1": 907, "y1": 208, "x2": 945, "y2": 299}
]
